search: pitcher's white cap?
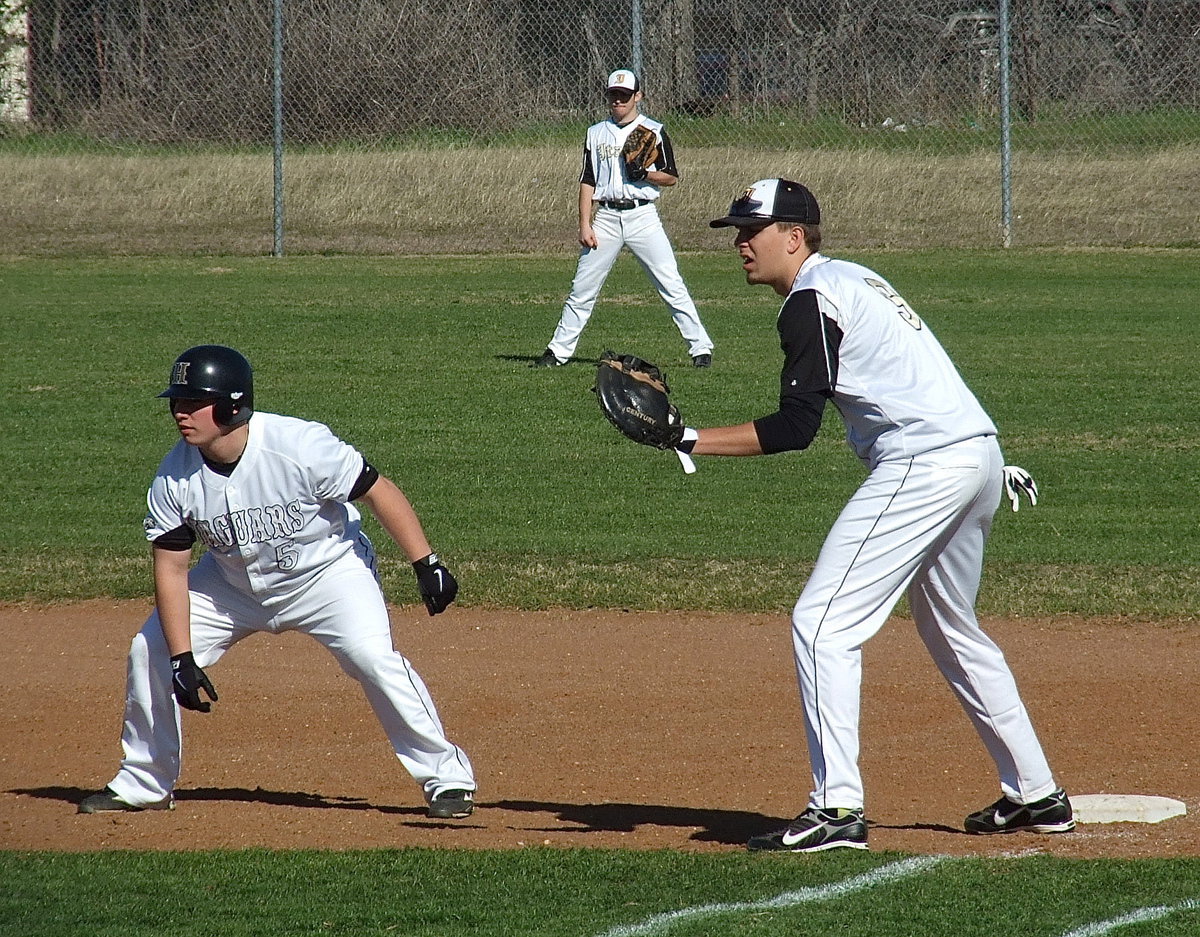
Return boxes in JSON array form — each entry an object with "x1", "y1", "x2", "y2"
[{"x1": 607, "y1": 69, "x2": 640, "y2": 93}]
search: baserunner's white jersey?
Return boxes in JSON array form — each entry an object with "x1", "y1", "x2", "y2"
[
  {"x1": 143, "y1": 411, "x2": 368, "y2": 601},
  {"x1": 794, "y1": 253, "x2": 996, "y2": 465}
]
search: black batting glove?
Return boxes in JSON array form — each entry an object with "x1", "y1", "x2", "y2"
[
  {"x1": 170, "y1": 651, "x2": 218, "y2": 712},
  {"x1": 413, "y1": 553, "x2": 458, "y2": 616}
]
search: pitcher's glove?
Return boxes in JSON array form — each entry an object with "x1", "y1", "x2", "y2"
[
  {"x1": 621, "y1": 125, "x2": 659, "y2": 182},
  {"x1": 1002, "y1": 465, "x2": 1039, "y2": 512},
  {"x1": 413, "y1": 552, "x2": 458, "y2": 615},
  {"x1": 593, "y1": 351, "x2": 685, "y2": 450}
]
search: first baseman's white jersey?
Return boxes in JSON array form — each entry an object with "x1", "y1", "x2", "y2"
[
  {"x1": 144, "y1": 411, "x2": 368, "y2": 599},
  {"x1": 774, "y1": 254, "x2": 1057, "y2": 812},
  {"x1": 582, "y1": 115, "x2": 668, "y2": 202},
  {"x1": 794, "y1": 253, "x2": 996, "y2": 465}
]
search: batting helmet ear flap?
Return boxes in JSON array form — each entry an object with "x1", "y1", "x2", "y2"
[{"x1": 213, "y1": 393, "x2": 252, "y2": 427}]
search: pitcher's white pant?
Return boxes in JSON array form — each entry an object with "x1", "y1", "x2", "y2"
[
  {"x1": 792, "y1": 435, "x2": 1057, "y2": 810},
  {"x1": 106, "y1": 546, "x2": 475, "y2": 808},
  {"x1": 547, "y1": 203, "x2": 713, "y2": 362}
]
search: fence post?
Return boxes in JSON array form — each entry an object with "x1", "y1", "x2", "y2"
[
  {"x1": 630, "y1": 0, "x2": 643, "y2": 79},
  {"x1": 999, "y1": 0, "x2": 1013, "y2": 248},
  {"x1": 272, "y1": 0, "x2": 285, "y2": 257}
]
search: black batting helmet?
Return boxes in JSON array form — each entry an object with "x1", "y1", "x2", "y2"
[{"x1": 158, "y1": 345, "x2": 254, "y2": 427}]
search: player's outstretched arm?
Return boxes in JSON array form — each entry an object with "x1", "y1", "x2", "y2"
[
  {"x1": 689, "y1": 422, "x2": 765, "y2": 456},
  {"x1": 593, "y1": 353, "x2": 764, "y2": 469},
  {"x1": 359, "y1": 475, "x2": 459, "y2": 615}
]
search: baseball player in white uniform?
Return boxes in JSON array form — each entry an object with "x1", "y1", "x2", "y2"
[
  {"x1": 531, "y1": 69, "x2": 714, "y2": 369},
  {"x1": 678, "y1": 180, "x2": 1073, "y2": 851},
  {"x1": 78, "y1": 345, "x2": 476, "y2": 820}
]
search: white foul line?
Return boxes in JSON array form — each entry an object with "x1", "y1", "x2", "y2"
[
  {"x1": 595, "y1": 855, "x2": 948, "y2": 937},
  {"x1": 1058, "y1": 898, "x2": 1199, "y2": 937}
]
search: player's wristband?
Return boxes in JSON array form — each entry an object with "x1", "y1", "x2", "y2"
[
  {"x1": 676, "y1": 427, "x2": 699, "y2": 454},
  {"x1": 413, "y1": 553, "x2": 441, "y2": 570},
  {"x1": 674, "y1": 428, "x2": 699, "y2": 475}
]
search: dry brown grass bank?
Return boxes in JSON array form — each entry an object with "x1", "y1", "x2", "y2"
[{"x1": 2, "y1": 145, "x2": 1197, "y2": 256}]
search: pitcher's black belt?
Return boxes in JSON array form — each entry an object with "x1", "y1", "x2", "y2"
[{"x1": 599, "y1": 199, "x2": 651, "y2": 210}]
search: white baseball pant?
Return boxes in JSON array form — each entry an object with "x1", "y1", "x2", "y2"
[
  {"x1": 106, "y1": 544, "x2": 475, "y2": 807},
  {"x1": 547, "y1": 203, "x2": 713, "y2": 362},
  {"x1": 791, "y1": 435, "x2": 1057, "y2": 810}
]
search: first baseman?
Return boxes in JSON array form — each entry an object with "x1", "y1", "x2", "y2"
[
  {"x1": 679, "y1": 180, "x2": 1073, "y2": 851},
  {"x1": 78, "y1": 345, "x2": 476, "y2": 819},
  {"x1": 531, "y1": 69, "x2": 714, "y2": 369}
]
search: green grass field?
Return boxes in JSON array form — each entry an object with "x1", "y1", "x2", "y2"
[
  {"x1": 2, "y1": 250, "x2": 1198, "y2": 935},
  {"x1": 6, "y1": 108, "x2": 1199, "y2": 153},
  {"x1": 2, "y1": 849, "x2": 1198, "y2": 936},
  {"x1": 2, "y1": 250, "x2": 1197, "y2": 615}
]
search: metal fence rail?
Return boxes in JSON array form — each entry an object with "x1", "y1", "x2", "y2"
[{"x1": 2, "y1": 0, "x2": 1197, "y2": 253}]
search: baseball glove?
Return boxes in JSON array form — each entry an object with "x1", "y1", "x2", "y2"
[
  {"x1": 621, "y1": 125, "x2": 659, "y2": 182},
  {"x1": 593, "y1": 351, "x2": 685, "y2": 450}
]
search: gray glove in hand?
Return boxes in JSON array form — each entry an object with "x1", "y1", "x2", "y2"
[{"x1": 1002, "y1": 465, "x2": 1039, "y2": 512}]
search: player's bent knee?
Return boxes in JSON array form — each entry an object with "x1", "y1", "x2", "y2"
[
  {"x1": 329, "y1": 642, "x2": 398, "y2": 683},
  {"x1": 128, "y1": 632, "x2": 149, "y2": 669},
  {"x1": 791, "y1": 611, "x2": 823, "y2": 647},
  {"x1": 128, "y1": 626, "x2": 162, "y2": 668}
]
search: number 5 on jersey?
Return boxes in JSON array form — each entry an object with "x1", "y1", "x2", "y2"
[
  {"x1": 865, "y1": 277, "x2": 923, "y2": 330},
  {"x1": 275, "y1": 540, "x2": 299, "y2": 571}
]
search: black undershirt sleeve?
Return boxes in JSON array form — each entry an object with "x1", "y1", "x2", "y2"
[
  {"x1": 153, "y1": 523, "x2": 196, "y2": 551},
  {"x1": 656, "y1": 129, "x2": 679, "y2": 178},
  {"x1": 752, "y1": 289, "x2": 842, "y2": 455},
  {"x1": 348, "y1": 459, "x2": 381, "y2": 501},
  {"x1": 579, "y1": 145, "x2": 596, "y2": 187}
]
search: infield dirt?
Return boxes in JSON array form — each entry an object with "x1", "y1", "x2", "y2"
[{"x1": 1, "y1": 601, "x2": 1195, "y2": 858}]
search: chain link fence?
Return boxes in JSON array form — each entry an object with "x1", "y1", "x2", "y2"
[{"x1": 2, "y1": 0, "x2": 1197, "y2": 253}]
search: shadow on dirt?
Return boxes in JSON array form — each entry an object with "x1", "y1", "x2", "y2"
[
  {"x1": 13, "y1": 785, "x2": 427, "y2": 816},
  {"x1": 493, "y1": 799, "x2": 785, "y2": 845}
]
